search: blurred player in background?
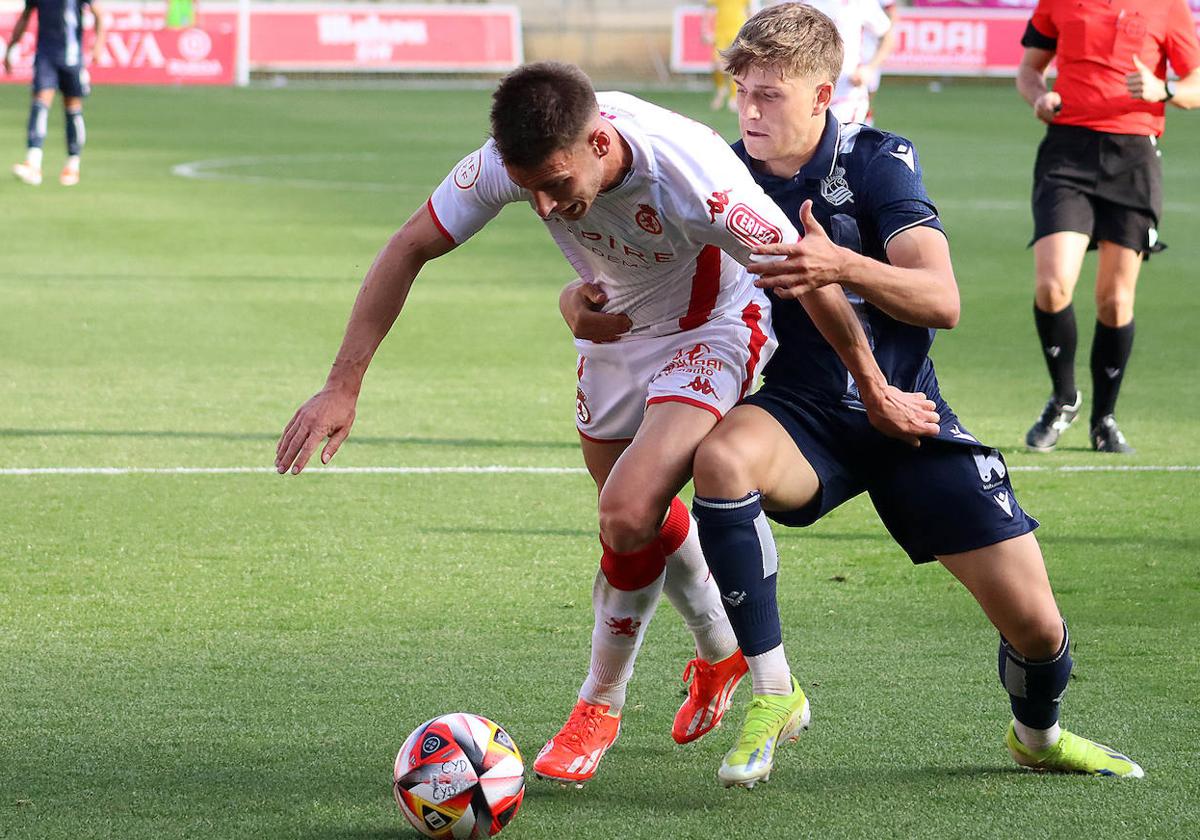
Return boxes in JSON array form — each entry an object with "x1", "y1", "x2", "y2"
[
  {"x1": 1017, "y1": 0, "x2": 1200, "y2": 453},
  {"x1": 859, "y1": 0, "x2": 898, "y2": 122},
  {"x1": 274, "y1": 60, "x2": 931, "y2": 788},
  {"x1": 568, "y1": 2, "x2": 1146, "y2": 788},
  {"x1": 706, "y1": 0, "x2": 750, "y2": 110},
  {"x1": 3, "y1": 0, "x2": 104, "y2": 186}
]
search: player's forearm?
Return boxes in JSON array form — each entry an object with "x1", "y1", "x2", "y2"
[
  {"x1": 799, "y1": 285, "x2": 887, "y2": 398},
  {"x1": 1016, "y1": 64, "x2": 1050, "y2": 108},
  {"x1": 8, "y1": 12, "x2": 31, "y2": 47},
  {"x1": 325, "y1": 235, "x2": 425, "y2": 394},
  {"x1": 1168, "y1": 69, "x2": 1200, "y2": 109},
  {"x1": 839, "y1": 249, "x2": 959, "y2": 330},
  {"x1": 869, "y1": 30, "x2": 897, "y2": 71}
]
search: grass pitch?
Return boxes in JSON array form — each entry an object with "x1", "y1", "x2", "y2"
[{"x1": 2, "y1": 82, "x2": 1198, "y2": 840}]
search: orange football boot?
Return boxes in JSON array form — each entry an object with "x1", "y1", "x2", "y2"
[
  {"x1": 533, "y1": 699, "x2": 621, "y2": 787},
  {"x1": 672, "y1": 649, "x2": 748, "y2": 744}
]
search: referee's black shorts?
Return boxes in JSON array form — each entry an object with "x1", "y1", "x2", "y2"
[{"x1": 1030, "y1": 124, "x2": 1164, "y2": 257}]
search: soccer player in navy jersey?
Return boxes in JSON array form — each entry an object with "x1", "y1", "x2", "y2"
[
  {"x1": 563, "y1": 2, "x2": 1143, "y2": 787},
  {"x1": 4, "y1": 0, "x2": 103, "y2": 186}
]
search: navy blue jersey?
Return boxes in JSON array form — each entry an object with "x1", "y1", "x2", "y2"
[
  {"x1": 27, "y1": 0, "x2": 91, "y2": 66},
  {"x1": 733, "y1": 113, "x2": 946, "y2": 407}
]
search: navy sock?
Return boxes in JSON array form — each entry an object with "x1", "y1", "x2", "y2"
[
  {"x1": 27, "y1": 100, "x2": 49, "y2": 150},
  {"x1": 65, "y1": 108, "x2": 85, "y2": 157},
  {"x1": 998, "y1": 623, "x2": 1072, "y2": 729},
  {"x1": 1090, "y1": 320, "x2": 1134, "y2": 426},
  {"x1": 1033, "y1": 304, "x2": 1077, "y2": 405},
  {"x1": 692, "y1": 492, "x2": 781, "y2": 656}
]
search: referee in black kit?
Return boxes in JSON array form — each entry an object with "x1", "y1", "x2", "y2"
[{"x1": 1016, "y1": 0, "x2": 1199, "y2": 453}]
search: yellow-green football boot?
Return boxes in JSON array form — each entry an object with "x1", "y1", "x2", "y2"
[
  {"x1": 1006, "y1": 722, "x2": 1144, "y2": 778},
  {"x1": 718, "y1": 677, "x2": 810, "y2": 789}
]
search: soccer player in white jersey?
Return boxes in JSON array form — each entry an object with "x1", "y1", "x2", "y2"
[
  {"x1": 803, "y1": 0, "x2": 892, "y2": 125},
  {"x1": 275, "y1": 61, "x2": 934, "y2": 787}
]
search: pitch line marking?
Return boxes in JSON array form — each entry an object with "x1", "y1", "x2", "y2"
[
  {"x1": 0, "y1": 465, "x2": 1198, "y2": 477},
  {"x1": 171, "y1": 153, "x2": 421, "y2": 193}
]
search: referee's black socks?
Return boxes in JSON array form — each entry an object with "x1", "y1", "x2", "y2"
[
  {"x1": 1034, "y1": 303, "x2": 1078, "y2": 405},
  {"x1": 1091, "y1": 319, "x2": 1135, "y2": 425}
]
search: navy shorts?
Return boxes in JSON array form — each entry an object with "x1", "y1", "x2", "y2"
[
  {"x1": 742, "y1": 387, "x2": 1039, "y2": 564},
  {"x1": 32, "y1": 54, "x2": 90, "y2": 98}
]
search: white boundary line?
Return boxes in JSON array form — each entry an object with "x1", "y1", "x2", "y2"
[
  {"x1": 0, "y1": 465, "x2": 1198, "y2": 476},
  {"x1": 170, "y1": 153, "x2": 423, "y2": 193}
]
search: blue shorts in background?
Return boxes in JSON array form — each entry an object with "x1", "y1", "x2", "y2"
[{"x1": 32, "y1": 53, "x2": 89, "y2": 97}]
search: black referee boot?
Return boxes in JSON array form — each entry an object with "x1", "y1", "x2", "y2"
[
  {"x1": 1090, "y1": 415, "x2": 1135, "y2": 454},
  {"x1": 1025, "y1": 391, "x2": 1082, "y2": 453}
]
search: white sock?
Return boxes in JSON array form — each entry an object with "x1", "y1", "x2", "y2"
[
  {"x1": 746, "y1": 645, "x2": 793, "y2": 696},
  {"x1": 579, "y1": 568, "x2": 664, "y2": 713},
  {"x1": 662, "y1": 514, "x2": 739, "y2": 664},
  {"x1": 65, "y1": 154, "x2": 80, "y2": 172},
  {"x1": 1014, "y1": 721, "x2": 1061, "y2": 751},
  {"x1": 26, "y1": 147, "x2": 43, "y2": 169}
]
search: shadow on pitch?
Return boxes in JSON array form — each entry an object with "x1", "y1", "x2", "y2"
[{"x1": 0, "y1": 427, "x2": 578, "y2": 451}]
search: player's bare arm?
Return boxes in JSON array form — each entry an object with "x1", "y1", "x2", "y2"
[
  {"x1": 558, "y1": 279, "x2": 631, "y2": 343},
  {"x1": 751, "y1": 200, "x2": 959, "y2": 329},
  {"x1": 275, "y1": 204, "x2": 455, "y2": 475},
  {"x1": 1017, "y1": 47, "x2": 1061, "y2": 123},
  {"x1": 800, "y1": 284, "x2": 941, "y2": 446},
  {"x1": 1127, "y1": 59, "x2": 1200, "y2": 109},
  {"x1": 89, "y1": 1, "x2": 106, "y2": 64},
  {"x1": 3, "y1": 8, "x2": 33, "y2": 75}
]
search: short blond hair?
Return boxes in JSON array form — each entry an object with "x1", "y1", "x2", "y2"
[{"x1": 722, "y1": 3, "x2": 843, "y2": 84}]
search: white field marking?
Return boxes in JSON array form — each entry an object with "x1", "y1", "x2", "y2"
[
  {"x1": 170, "y1": 153, "x2": 421, "y2": 193},
  {"x1": 0, "y1": 465, "x2": 1197, "y2": 477}
]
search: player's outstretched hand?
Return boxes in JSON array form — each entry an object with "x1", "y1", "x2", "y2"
[
  {"x1": 275, "y1": 387, "x2": 358, "y2": 475},
  {"x1": 560, "y1": 280, "x2": 632, "y2": 343},
  {"x1": 1126, "y1": 55, "x2": 1168, "y2": 102},
  {"x1": 1033, "y1": 91, "x2": 1063, "y2": 123},
  {"x1": 749, "y1": 200, "x2": 847, "y2": 299},
  {"x1": 862, "y1": 386, "x2": 940, "y2": 447},
  {"x1": 3, "y1": 50, "x2": 13, "y2": 76}
]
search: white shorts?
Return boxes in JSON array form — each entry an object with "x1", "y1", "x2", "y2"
[{"x1": 574, "y1": 297, "x2": 777, "y2": 442}]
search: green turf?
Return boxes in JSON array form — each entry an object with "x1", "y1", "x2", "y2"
[{"x1": 2, "y1": 81, "x2": 1198, "y2": 839}]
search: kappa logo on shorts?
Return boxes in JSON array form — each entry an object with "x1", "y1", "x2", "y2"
[
  {"x1": 685, "y1": 376, "x2": 718, "y2": 397},
  {"x1": 576, "y1": 388, "x2": 592, "y2": 425},
  {"x1": 453, "y1": 151, "x2": 482, "y2": 190},
  {"x1": 635, "y1": 204, "x2": 663, "y2": 235},
  {"x1": 725, "y1": 203, "x2": 783, "y2": 249},
  {"x1": 820, "y1": 166, "x2": 854, "y2": 206},
  {"x1": 606, "y1": 617, "x2": 641, "y2": 637}
]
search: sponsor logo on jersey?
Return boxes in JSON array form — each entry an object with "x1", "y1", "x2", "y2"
[
  {"x1": 635, "y1": 204, "x2": 663, "y2": 235},
  {"x1": 576, "y1": 388, "x2": 592, "y2": 424},
  {"x1": 820, "y1": 166, "x2": 854, "y2": 206},
  {"x1": 725, "y1": 203, "x2": 783, "y2": 249},
  {"x1": 707, "y1": 189, "x2": 731, "y2": 224},
  {"x1": 606, "y1": 617, "x2": 641, "y2": 637},
  {"x1": 453, "y1": 151, "x2": 482, "y2": 190}
]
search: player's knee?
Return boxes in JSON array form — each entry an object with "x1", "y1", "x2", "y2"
[
  {"x1": 1006, "y1": 615, "x2": 1065, "y2": 662},
  {"x1": 693, "y1": 431, "x2": 757, "y2": 498},
  {"x1": 1034, "y1": 275, "x2": 1075, "y2": 311},
  {"x1": 597, "y1": 497, "x2": 661, "y2": 554},
  {"x1": 1095, "y1": 290, "x2": 1135, "y2": 326}
]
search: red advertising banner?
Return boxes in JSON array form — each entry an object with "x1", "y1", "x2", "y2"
[
  {"x1": 0, "y1": 3, "x2": 236, "y2": 86},
  {"x1": 912, "y1": 0, "x2": 1200, "y2": 10},
  {"x1": 672, "y1": 5, "x2": 1200, "y2": 76},
  {"x1": 250, "y1": 3, "x2": 522, "y2": 72}
]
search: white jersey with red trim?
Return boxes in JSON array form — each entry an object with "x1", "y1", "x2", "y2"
[
  {"x1": 428, "y1": 91, "x2": 799, "y2": 338},
  {"x1": 805, "y1": 0, "x2": 892, "y2": 124}
]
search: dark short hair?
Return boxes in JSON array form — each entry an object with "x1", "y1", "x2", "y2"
[{"x1": 490, "y1": 61, "x2": 599, "y2": 169}]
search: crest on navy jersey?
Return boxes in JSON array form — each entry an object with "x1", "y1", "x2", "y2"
[{"x1": 820, "y1": 166, "x2": 853, "y2": 206}]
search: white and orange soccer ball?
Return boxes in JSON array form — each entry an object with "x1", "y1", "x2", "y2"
[{"x1": 393, "y1": 713, "x2": 525, "y2": 839}]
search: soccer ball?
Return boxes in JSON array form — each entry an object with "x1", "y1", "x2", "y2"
[{"x1": 393, "y1": 713, "x2": 525, "y2": 839}]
